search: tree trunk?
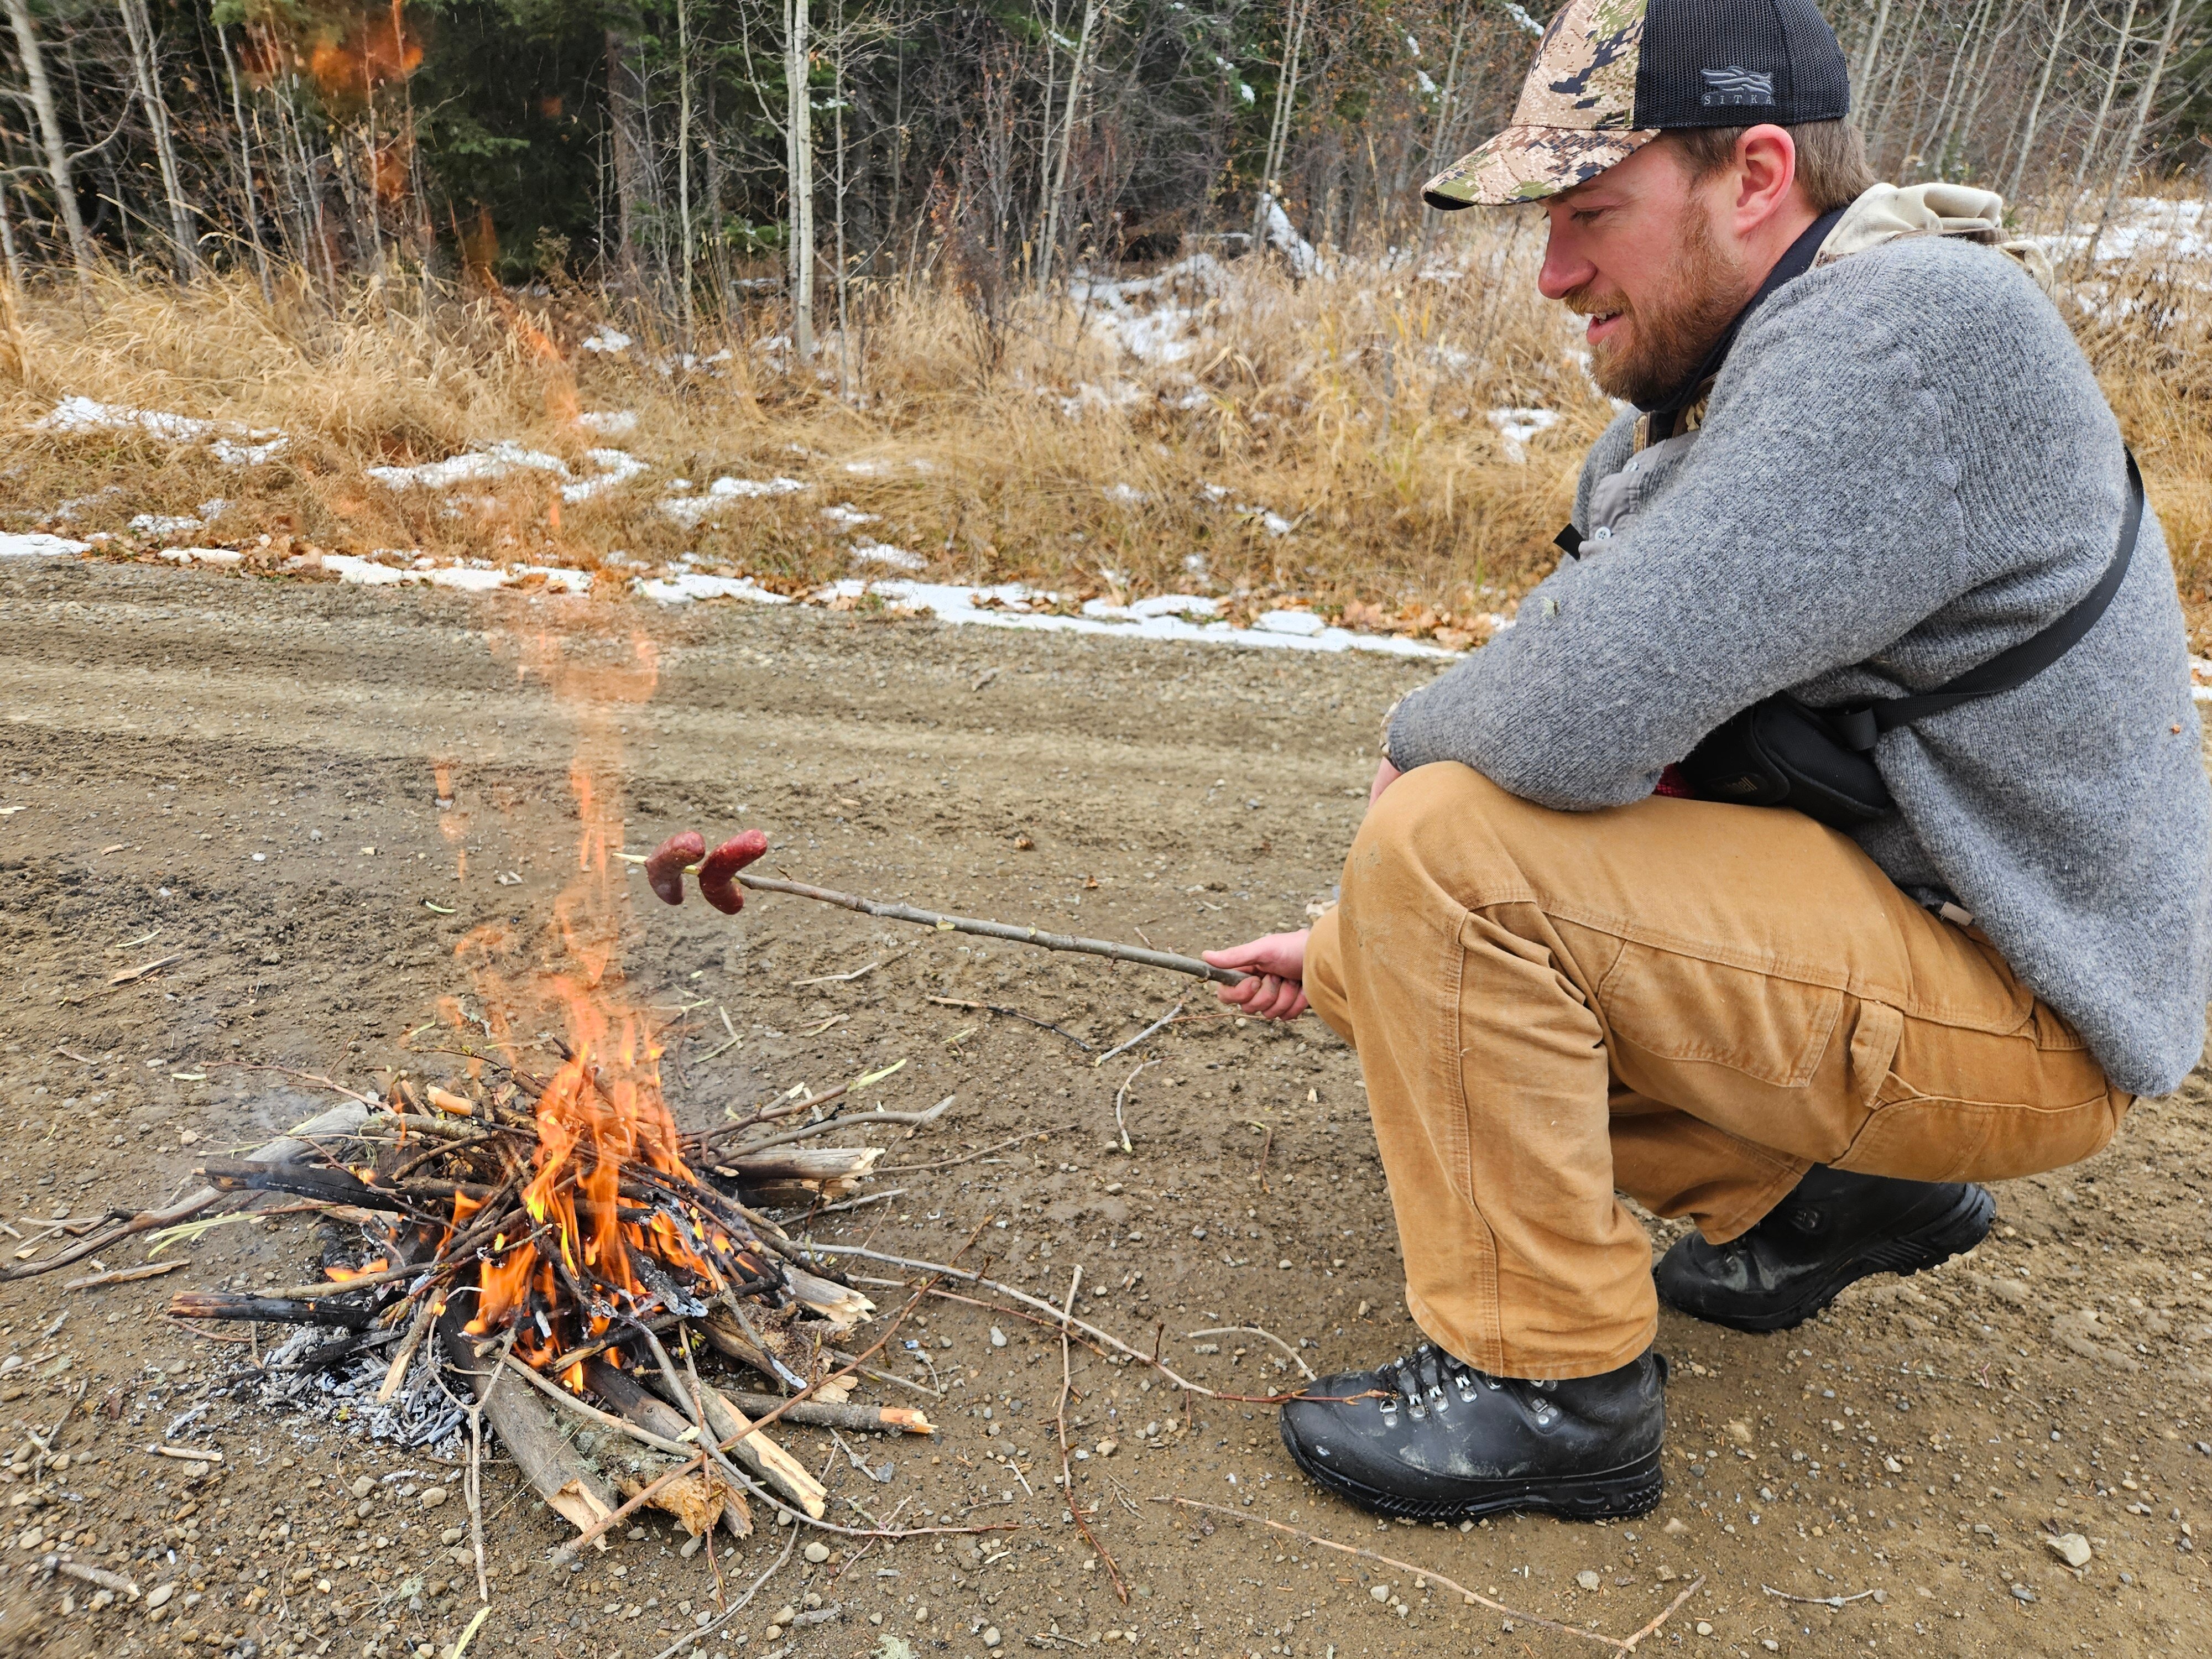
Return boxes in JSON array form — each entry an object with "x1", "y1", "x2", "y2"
[
  {"x1": 2070, "y1": 0, "x2": 2140, "y2": 204},
  {"x1": 606, "y1": 28, "x2": 646, "y2": 283},
  {"x1": 785, "y1": 0, "x2": 815, "y2": 357},
  {"x1": 218, "y1": 25, "x2": 273, "y2": 301},
  {"x1": 1251, "y1": 0, "x2": 1309, "y2": 255},
  {"x1": 677, "y1": 0, "x2": 695, "y2": 340},
  {"x1": 2002, "y1": 0, "x2": 2073, "y2": 206},
  {"x1": 117, "y1": 0, "x2": 197, "y2": 278},
  {"x1": 1039, "y1": 0, "x2": 1099, "y2": 293},
  {"x1": 1866, "y1": 0, "x2": 1932, "y2": 168},
  {"x1": 0, "y1": 174, "x2": 22, "y2": 293},
  {"x1": 2088, "y1": 0, "x2": 2187, "y2": 258},
  {"x1": 3, "y1": 0, "x2": 94, "y2": 284},
  {"x1": 1853, "y1": 0, "x2": 1895, "y2": 103}
]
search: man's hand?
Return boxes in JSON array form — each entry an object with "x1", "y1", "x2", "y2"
[
  {"x1": 1203, "y1": 930, "x2": 1310, "y2": 1021},
  {"x1": 1370, "y1": 757, "x2": 1402, "y2": 806}
]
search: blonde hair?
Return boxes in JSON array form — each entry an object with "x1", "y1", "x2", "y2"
[{"x1": 1667, "y1": 121, "x2": 1877, "y2": 214}]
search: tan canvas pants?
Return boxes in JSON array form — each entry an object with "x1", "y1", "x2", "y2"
[{"x1": 1303, "y1": 763, "x2": 2130, "y2": 1381}]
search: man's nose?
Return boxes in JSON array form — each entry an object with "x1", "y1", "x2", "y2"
[{"x1": 1537, "y1": 220, "x2": 1596, "y2": 301}]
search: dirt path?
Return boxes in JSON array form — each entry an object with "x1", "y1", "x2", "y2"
[{"x1": 3, "y1": 560, "x2": 2209, "y2": 1659}]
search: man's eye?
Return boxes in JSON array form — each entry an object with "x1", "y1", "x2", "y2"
[{"x1": 1572, "y1": 208, "x2": 1608, "y2": 226}]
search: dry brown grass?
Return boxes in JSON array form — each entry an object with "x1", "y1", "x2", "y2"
[{"x1": 2, "y1": 210, "x2": 2207, "y2": 648}]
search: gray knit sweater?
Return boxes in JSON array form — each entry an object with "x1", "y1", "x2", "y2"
[{"x1": 1386, "y1": 232, "x2": 2211, "y2": 1097}]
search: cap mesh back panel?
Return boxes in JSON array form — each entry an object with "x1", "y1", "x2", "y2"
[{"x1": 1633, "y1": 0, "x2": 1850, "y2": 131}]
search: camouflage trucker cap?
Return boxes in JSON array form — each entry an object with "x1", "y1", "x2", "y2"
[{"x1": 1422, "y1": 0, "x2": 1851, "y2": 209}]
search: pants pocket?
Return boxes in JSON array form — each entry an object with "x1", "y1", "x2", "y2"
[{"x1": 1833, "y1": 1076, "x2": 2127, "y2": 1184}]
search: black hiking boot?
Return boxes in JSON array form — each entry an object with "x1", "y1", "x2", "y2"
[
  {"x1": 1277, "y1": 1343, "x2": 1667, "y2": 1522},
  {"x1": 1654, "y1": 1164, "x2": 1995, "y2": 1334}
]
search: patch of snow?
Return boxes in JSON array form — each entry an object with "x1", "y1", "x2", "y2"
[
  {"x1": 1259, "y1": 195, "x2": 1319, "y2": 279},
  {"x1": 1488, "y1": 406, "x2": 1561, "y2": 463},
  {"x1": 130, "y1": 513, "x2": 206, "y2": 536},
  {"x1": 156, "y1": 547, "x2": 244, "y2": 567},
  {"x1": 369, "y1": 441, "x2": 569, "y2": 491},
  {"x1": 575, "y1": 410, "x2": 638, "y2": 437},
  {"x1": 660, "y1": 474, "x2": 808, "y2": 526},
  {"x1": 1255, "y1": 609, "x2": 1326, "y2": 637},
  {"x1": 211, "y1": 435, "x2": 288, "y2": 467},
  {"x1": 1104, "y1": 483, "x2": 1149, "y2": 506},
  {"x1": 634, "y1": 572, "x2": 794, "y2": 606},
  {"x1": 853, "y1": 541, "x2": 927, "y2": 572},
  {"x1": 0, "y1": 531, "x2": 90, "y2": 557},
  {"x1": 681, "y1": 578, "x2": 1458, "y2": 658},
  {"x1": 560, "y1": 448, "x2": 649, "y2": 503},
  {"x1": 1503, "y1": 0, "x2": 1544, "y2": 33},
  {"x1": 843, "y1": 459, "x2": 888, "y2": 476},
  {"x1": 322, "y1": 554, "x2": 413, "y2": 586},
  {"x1": 580, "y1": 327, "x2": 633, "y2": 354},
  {"x1": 38, "y1": 395, "x2": 213, "y2": 442},
  {"x1": 37, "y1": 396, "x2": 288, "y2": 467},
  {"x1": 821, "y1": 503, "x2": 880, "y2": 529}
]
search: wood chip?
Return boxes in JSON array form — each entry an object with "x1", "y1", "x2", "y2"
[
  {"x1": 65, "y1": 1261, "x2": 185, "y2": 1291},
  {"x1": 108, "y1": 953, "x2": 182, "y2": 987}
]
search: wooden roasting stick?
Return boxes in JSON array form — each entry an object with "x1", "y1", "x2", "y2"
[
  {"x1": 623, "y1": 842, "x2": 1247, "y2": 986},
  {"x1": 733, "y1": 873, "x2": 1249, "y2": 985}
]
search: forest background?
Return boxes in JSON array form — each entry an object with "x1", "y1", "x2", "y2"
[{"x1": 2, "y1": 0, "x2": 2210, "y2": 644}]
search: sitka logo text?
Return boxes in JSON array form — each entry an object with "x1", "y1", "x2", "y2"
[{"x1": 1700, "y1": 66, "x2": 1775, "y2": 106}]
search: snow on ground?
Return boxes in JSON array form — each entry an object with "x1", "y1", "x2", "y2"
[
  {"x1": 660, "y1": 476, "x2": 809, "y2": 526},
  {"x1": 1488, "y1": 406, "x2": 1561, "y2": 463},
  {"x1": 34, "y1": 397, "x2": 289, "y2": 467},
  {"x1": 0, "y1": 532, "x2": 92, "y2": 558}
]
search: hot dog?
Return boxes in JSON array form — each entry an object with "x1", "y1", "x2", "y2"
[
  {"x1": 645, "y1": 830, "x2": 706, "y2": 905},
  {"x1": 697, "y1": 831, "x2": 770, "y2": 914}
]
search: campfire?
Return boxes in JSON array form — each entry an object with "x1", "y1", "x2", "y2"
[{"x1": 154, "y1": 828, "x2": 938, "y2": 1563}]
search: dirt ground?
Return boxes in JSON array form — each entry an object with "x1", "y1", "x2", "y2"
[{"x1": 4, "y1": 560, "x2": 2211, "y2": 1659}]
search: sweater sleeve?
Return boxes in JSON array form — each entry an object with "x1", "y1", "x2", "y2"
[{"x1": 1385, "y1": 266, "x2": 1977, "y2": 811}]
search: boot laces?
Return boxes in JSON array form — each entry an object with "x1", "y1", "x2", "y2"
[{"x1": 1378, "y1": 1345, "x2": 1558, "y2": 1425}]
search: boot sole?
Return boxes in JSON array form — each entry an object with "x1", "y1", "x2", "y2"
[
  {"x1": 1662, "y1": 1182, "x2": 1996, "y2": 1334},
  {"x1": 1278, "y1": 1428, "x2": 1665, "y2": 1524}
]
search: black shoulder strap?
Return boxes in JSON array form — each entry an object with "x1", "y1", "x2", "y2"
[{"x1": 1829, "y1": 451, "x2": 2144, "y2": 751}]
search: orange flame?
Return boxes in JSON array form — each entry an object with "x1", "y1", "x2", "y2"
[{"x1": 444, "y1": 629, "x2": 756, "y2": 1379}]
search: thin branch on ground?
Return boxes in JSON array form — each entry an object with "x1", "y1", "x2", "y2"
[
  {"x1": 1156, "y1": 1499, "x2": 1703, "y2": 1652},
  {"x1": 1055, "y1": 1266, "x2": 1129, "y2": 1604},
  {"x1": 926, "y1": 995, "x2": 1096, "y2": 1051},
  {"x1": 1761, "y1": 1583, "x2": 1879, "y2": 1608},
  {"x1": 1113, "y1": 1057, "x2": 1159, "y2": 1153},
  {"x1": 1095, "y1": 1003, "x2": 1183, "y2": 1068}
]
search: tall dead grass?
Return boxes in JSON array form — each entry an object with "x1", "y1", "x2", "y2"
[{"x1": 2, "y1": 210, "x2": 2207, "y2": 647}]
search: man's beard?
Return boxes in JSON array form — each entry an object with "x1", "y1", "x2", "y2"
[{"x1": 1567, "y1": 208, "x2": 1750, "y2": 408}]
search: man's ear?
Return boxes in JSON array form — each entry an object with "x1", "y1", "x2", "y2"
[{"x1": 1728, "y1": 125, "x2": 1801, "y2": 235}]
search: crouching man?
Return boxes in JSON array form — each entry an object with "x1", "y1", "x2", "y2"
[{"x1": 1205, "y1": 0, "x2": 2211, "y2": 1522}]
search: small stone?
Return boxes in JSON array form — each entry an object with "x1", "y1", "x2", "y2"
[
  {"x1": 681, "y1": 1533, "x2": 706, "y2": 1559},
  {"x1": 1725, "y1": 1421, "x2": 1754, "y2": 1446},
  {"x1": 982, "y1": 1629, "x2": 1001, "y2": 1649},
  {"x1": 145, "y1": 1584, "x2": 176, "y2": 1610},
  {"x1": 1575, "y1": 1570, "x2": 1601, "y2": 1592},
  {"x1": 990, "y1": 1327, "x2": 1008, "y2": 1348},
  {"x1": 1369, "y1": 1585, "x2": 1390, "y2": 1603},
  {"x1": 1663, "y1": 1517, "x2": 1690, "y2": 1535},
  {"x1": 2047, "y1": 1532, "x2": 2093, "y2": 1568},
  {"x1": 1096, "y1": 1439, "x2": 1119, "y2": 1457},
  {"x1": 420, "y1": 1487, "x2": 449, "y2": 1509},
  {"x1": 349, "y1": 1477, "x2": 375, "y2": 1501},
  {"x1": 2011, "y1": 1583, "x2": 2038, "y2": 1603},
  {"x1": 1762, "y1": 1642, "x2": 1780, "y2": 1653},
  {"x1": 773, "y1": 1606, "x2": 796, "y2": 1626},
  {"x1": 804, "y1": 1542, "x2": 831, "y2": 1564},
  {"x1": 440, "y1": 1527, "x2": 466, "y2": 1546},
  {"x1": 1695, "y1": 1621, "x2": 1714, "y2": 1637}
]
